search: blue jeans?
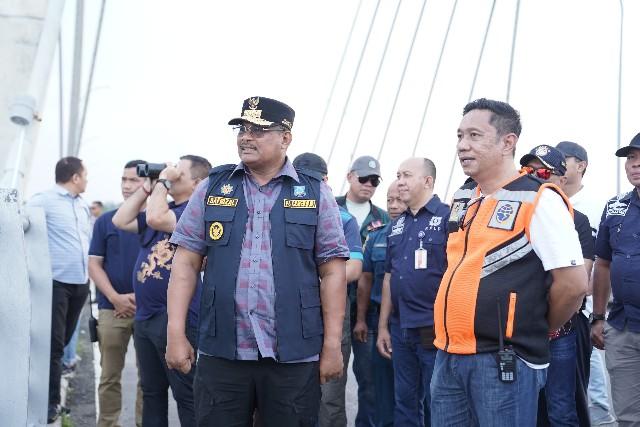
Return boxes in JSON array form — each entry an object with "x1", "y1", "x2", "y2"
[
  {"x1": 588, "y1": 350, "x2": 613, "y2": 423},
  {"x1": 350, "y1": 294, "x2": 376, "y2": 427},
  {"x1": 63, "y1": 319, "x2": 81, "y2": 367},
  {"x1": 370, "y1": 309, "x2": 394, "y2": 427},
  {"x1": 390, "y1": 323, "x2": 437, "y2": 427},
  {"x1": 542, "y1": 331, "x2": 579, "y2": 426},
  {"x1": 431, "y1": 350, "x2": 547, "y2": 427}
]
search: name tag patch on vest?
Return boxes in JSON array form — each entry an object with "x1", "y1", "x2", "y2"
[
  {"x1": 284, "y1": 199, "x2": 317, "y2": 208},
  {"x1": 207, "y1": 196, "x2": 239, "y2": 207},
  {"x1": 209, "y1": 222, "x2": 224, "y2": 240},
  {"x1": 450, "y1": 201, "x2": 465, "y2": 224},
  {"x1": 488, "y1": 200, "x2": 521, "y2": 231}
]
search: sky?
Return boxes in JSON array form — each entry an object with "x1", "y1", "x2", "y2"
[{"x1": 26, "y1": 0, "x2": 640, "y2": 211}]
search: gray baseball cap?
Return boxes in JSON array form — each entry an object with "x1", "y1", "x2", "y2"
[
  {"x1": 556, "y1": 141, "x2": 588, "y2": 162},
  {"x1": 350, "y1": 155, "x2": 381, "y2": 177}
]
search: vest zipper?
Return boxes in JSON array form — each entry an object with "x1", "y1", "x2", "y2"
[{"x1": 443, "y1": 207, "x2": 476, "y2": 351}]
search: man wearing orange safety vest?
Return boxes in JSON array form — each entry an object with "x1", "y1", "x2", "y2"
[{"x1": 430, "y1": 98, "x2": 588, "y2": 426}]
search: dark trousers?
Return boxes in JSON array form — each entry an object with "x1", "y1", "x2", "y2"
[
  {"x1": 134, "y1": 312, "x2": 197, "y2": 427},
  {"x1": 573, "y1": 312, "x2": 592, "y2": 427},
  {"x1": 49, "y1": 280, "x2": 89, "y2": 407},
  {"x1": 195, "y1": 355, "x2": 320, "y2": 427},
  {"x1": 369, "y1": 308, "x2": 395, "y2": 427}
]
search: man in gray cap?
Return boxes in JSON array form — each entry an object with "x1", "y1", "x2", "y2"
[
  {"x1": 336, "y1": 155, "x2": 390, "y2": 426},
  {"x1": 556, "y1": 140, "x2": 615, "y2": 425}
]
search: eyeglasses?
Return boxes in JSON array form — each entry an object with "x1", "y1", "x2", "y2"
[
  {"x1": 232, "y1": 124, "x2": 287, "y2": 138},
  {"x1": 521, "y1": 166, "x2": 561, "y2": 180},
  {"x1": 459, "y1": 196, "x2": 485, "y2": 231},
  {"x1": 357, "y1": 175, "x2": 380, "y2": 187}
]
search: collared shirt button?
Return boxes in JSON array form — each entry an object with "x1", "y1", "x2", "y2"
[
  {"x1": 255, "y1": 234, "x2": 260, "y2": 239},
  {"x1": 414, "y1": 218, "x2": 418, "y2": 222},
  {"x1": 404, "y1": 256, "x2": 408, "y2": 260},
  {"x1": 399, "y1": 276, "x2": 403, "y2": 280},
  {"x1": 257, "y1": 210, "x2": 262, "y2": 214},
  {"x1": 409, "y1": 237, "x2": 412, "y2": 241}
]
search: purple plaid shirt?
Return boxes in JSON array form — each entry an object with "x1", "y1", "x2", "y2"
[{"x1": 171, "y1": 159, "x2": 348, "y2": 361}]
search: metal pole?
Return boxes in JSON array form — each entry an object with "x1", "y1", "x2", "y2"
[
  {"x1": 58, "y1": 30, "x2": 64, "y2": 159},
  {"x1": 443, "y1": 0, "x2": 497, "y2": 201},
  {"x1": 77, "y1": 0, "x2": 107, "y2": 156},
  {"x1": 339, "y1": 0, "x2": 402, "y2": 195},
  {"x1": 67, "y1": 0, "x2": 84, "y2": 156},
  {"x1": 312, "y1": 0, "x2": 363, "y2": 153},
  {"x1": 326, "y1": 0, "x2": 382, "y2": 165},
  {"x1": 411, "y1": 0, "x2": 459, "y2": 156},
  {"x1": 616, "y1": 0, "x2": 624, "y2": 195},
  {"x1": 376, "y1": 0, "x2": 429, "y2": 161},
  {"x1": 506, "y1": 0, "x2": 521, "y2": 103}
]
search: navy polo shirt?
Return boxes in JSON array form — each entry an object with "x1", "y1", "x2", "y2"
[
  {"x1": 89, "y1": 210, "x2": 140, "y2": 310},
  {"x1": 595, "y1": 189, "x2": 640, "y2": 332},
  {"x1": 384, "y1": 195, "x2": 449, "y2": 328},
  {"x1": 363, "y1": 223, "x2": 391, "y2": 305}
]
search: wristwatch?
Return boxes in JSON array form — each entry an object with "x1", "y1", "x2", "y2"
[
  {"x1": 589, "y1": 313, "x2": 606, "y2": 323},
  {"x1": 156, "y1": 179, "x2": 171, "y2": 191}
]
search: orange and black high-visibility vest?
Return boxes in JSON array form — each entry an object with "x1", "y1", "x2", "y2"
[{"x1": 433, "y1": 172, "x2": 572, "y2": 365}]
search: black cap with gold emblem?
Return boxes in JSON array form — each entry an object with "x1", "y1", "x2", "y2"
[{"x1": 228, "y1": 96, "x2": 295, "y2": 130}]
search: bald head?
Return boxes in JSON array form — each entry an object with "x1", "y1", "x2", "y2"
[
  {"x1": 386, "y1": 180, "x2": 406, "y2": 220},
  {"x1": 397, "y1": 157, "x2": 436, "y2": 211}
]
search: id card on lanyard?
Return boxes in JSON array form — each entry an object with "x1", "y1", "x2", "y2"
[{"x1": 415, "y1": 230, "x2": 427, "y2": 269}]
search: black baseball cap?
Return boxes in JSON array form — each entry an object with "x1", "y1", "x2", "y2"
[
  {"x1": 615, "y1": 132, "x2": 640, "y2": 157},
  {"x1": 556, "y1": 141, "x2": 588, "y2": 162},
  {"x1": 292, "y1": 152, "x2": 328, "y2": 176},
  {"x1": 228, "y1": 96, "x2": 295, "y2": 130},
  {"x1": 520, "y1": 145, "x2": 567, "y2": 176}
]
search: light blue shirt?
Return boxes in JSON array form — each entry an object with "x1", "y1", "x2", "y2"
[{"x1": 27, "y1": 185, "x2": 91, "y2": 284}]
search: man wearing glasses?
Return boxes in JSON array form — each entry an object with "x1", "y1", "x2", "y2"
[
  {"x1": 336, "y1": 155, "x2": 389, "y2": 427},
  {"x1": 430, "y1": 98, "x2": 588, "y2": 426},
  {"x1": 520, "y1": 145, "x2": 595, "y2": 426},
  {"x1": 165, "y1": 97, "x2": 349, "y2": 426}
]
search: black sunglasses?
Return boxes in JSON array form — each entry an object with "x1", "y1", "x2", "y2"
[{"x1": 357, "y1": 175, "x2": 380, "y2": 187}]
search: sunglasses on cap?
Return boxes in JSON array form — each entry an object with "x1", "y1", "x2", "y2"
[
  {"x1": 232, "y1": 124, "x2": 287, "y2": 138},
  {"x1": 357, "y1": 175, "x2": 380, "y2": 187},
  {"x1": 521, "y1": 166, "x2": 562, "y2": 180}
]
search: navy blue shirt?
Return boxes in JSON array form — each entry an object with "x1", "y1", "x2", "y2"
[
  {"x1": 363, "y1": 223, "x2": 391, "y2": 305},
  {"x1": 134, "y1": 201, "x2": 202, "y2": 326},
  {"x1": 340, "y1": 207, "x2": 364, "y2": 262},
  {"x1": 385, "y1": 195, "x2": 449, "y2": 328},
  {"x1": 89, "y1": 210, "x2": 140, "y2": 310},
  {"x1": 595, "y1": 189, "x2": 640, "y2": 332}
]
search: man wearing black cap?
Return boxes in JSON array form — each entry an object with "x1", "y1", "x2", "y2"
[
  {"x1": 293, "y1": 152, "x2": 365, "y2": 427},
  {"x1": 556, "y1": 140, "x2": 615, "y2": 425},
  {"x1": 591, "y1": 133, "x2": 640, "y2": 426},
  {"x1": 337, "y1": 156, "x2": 390, "y2": 426},
  {"x1": 166, "y1": 97, "x2": 349, "y2": 426},
  {"x1": 520, "y1": 145, "x2": 595, "y2": 427}
]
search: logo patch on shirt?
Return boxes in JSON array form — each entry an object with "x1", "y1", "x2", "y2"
[
  {"x1": 389, "y1": 215, "x2": 405, "y2": 236},
  {"x1": 207, "y1": 196, "x2": 238, "y2": 207},
  {"x1": 367, "y1": 220, "x2": 383, "y2": 231},
  {"x1": 284, "y1": 199, "x2": 317, "y2": 208},
  {"x1": 450, "y1": 201, "x2": 465, "y2": 224},
  {"x1": 293, "y1": 185, "x2": 307, "y2": 198},
  {"x1": 488, "y1": 200, "x2": 521, "y2": 231},
  {"x1": 429, "y1": 216, "x2": 442, "y2": 227},
  {"x1": 220, "y1": 183, "x2": 234, "y2": 195},
  {"x1": 606, "y1": 198, "x2": 629, "y2": 217},
  {"x1": 209, "y1": 222, "x2": 224, "y2": 240}
]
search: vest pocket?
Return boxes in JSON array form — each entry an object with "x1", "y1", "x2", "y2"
[
  {"x1": 200, "y1": 287, "x2": 216, "y2": 338},
  {"x1": 300, "y1": 287, "x2": 323, "y2": 338}
]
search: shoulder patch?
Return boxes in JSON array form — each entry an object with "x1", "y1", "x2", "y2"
[
  {"x1": 606, "y1": 197, "x2": 629, "y2": 217},
  {"x1": 488, "y1": 200, "x2": 521, "y2": 231},
  {"x1": 389, "y1": 215, "x2": 405, "y2": 237}
]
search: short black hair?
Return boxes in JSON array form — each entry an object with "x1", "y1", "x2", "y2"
[
  {"x1": 91, "y1": 201, "x2": 103, "y2": 208},
  {"x1": 463, "y1": 98, "x2": 522, "y2": 137},
  {"x1": 55, "y1": 156, "x2": 84, "y2": 183},
  {"x1": 180, "y1": 155, "x2": 212, "y2": 181},
  {"x1": 124, "y1": 159, "x2": 147, "y2": 169},
  {"x1": 423, "y1": 158, "x2": 436, "y2": 182}
]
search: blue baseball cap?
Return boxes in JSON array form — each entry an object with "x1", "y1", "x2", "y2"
[
  {"x1": 556, "y1": 141, "x2": 588, "y2": 162},
  {"x1": 519, "y1": 145, "x2": 567, "y2": 176},
  {"x1": 615, "y1": 133, "x2": 640, "y2": 157}
]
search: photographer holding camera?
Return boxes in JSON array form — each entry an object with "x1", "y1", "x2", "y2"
[{"x1": 113, "y1": 155, "x2": 211, "y2": 427}]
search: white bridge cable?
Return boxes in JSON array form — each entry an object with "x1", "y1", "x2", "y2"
[
  {"x1": 443, "y1": 0, "x2": 497, "y2": 200},
  {"x1": 376, "y1": 0, "x2": 429, "y2": 161},
  {"x1": 326, "y1": 0, "x2": 382, "y2": 165},
  {"x1": 505, "y1": 0, "x2": 521, "y2": 103},
  {"x1": 339, "y1": 0, "x2": 403, "y2": 195},
  {"x1": 311, "y1": 0, "x2": 364, "y2": 153},
  {"x1": 77, "y1": 0, "x2": 107, "y2": 156},
  {"x1": 616, "y1": 0, "x2": 624, "y2": 195},
  {"x1": 410, "y1": 0, "x2": 459, "y2": 156}
]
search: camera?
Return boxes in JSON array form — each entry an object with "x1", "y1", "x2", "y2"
[{"x1": 136, "y1": 163, "x2": 165, "y2": 179}]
